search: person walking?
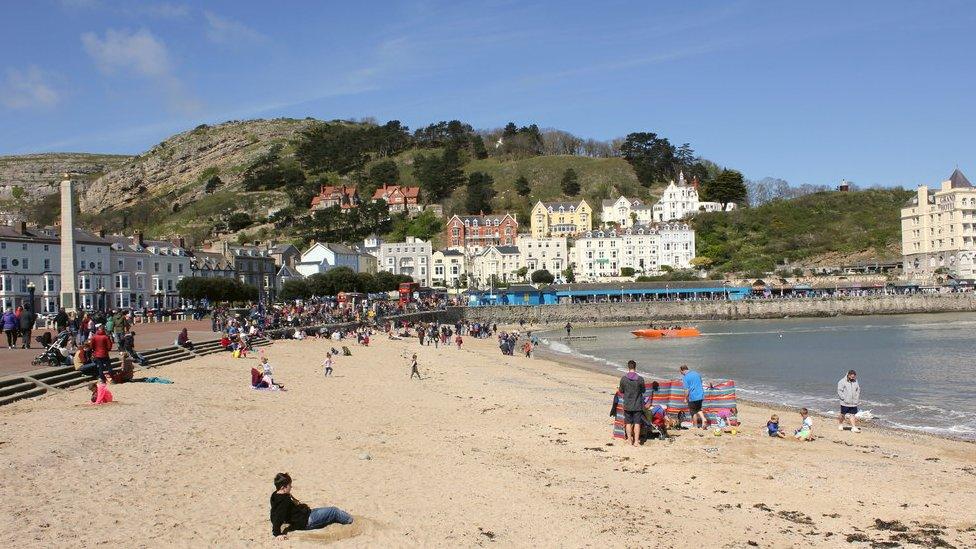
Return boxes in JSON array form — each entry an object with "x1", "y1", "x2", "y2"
[
  {"x1": 2, "y1": 307, "x2": 17, "y2": 349},
  {"x1": 19, "y1": 306, "x2": 36, "y2": 349},
  {"x1": 619, "y1": 360, "x2": 646, "y2": 446},
  {"x1": 54, "y1": 307, "x2": 68, "y2": 333},
  {"x1": 323, "y1": 352, "x2": 334, "y2": 377},
  {"x1": 90, "y1": 326, "x2": 114, "y2": 383},
  {"x1": 837, "y1": 369, "x2": 862, "y2": 432},
  {"x1": 565, "y1": 322, "x2": 572, "y2": 338},
  {"x1": 680, "y1": 365, "x2": 707, "y2": 429},
  {"x1": 409, "y1": 353, "x2": 421, "y2": 380}
]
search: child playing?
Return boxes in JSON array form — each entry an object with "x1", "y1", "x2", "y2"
[
  {"x1": 455, "y1": 334, "x2": 463, "y2": 349},
  {"x1": 767, "y1": 414, "x2": 786, "y2": 438},
  {"x1": 323, "y1": 353, "x2": 334, "y2": 377},
  {"x1": 793, "y1": 408, "x2": 814, "y2": 441},
  {"x1": 88, "y1": 381, "x2": 113, "y2": 404}
]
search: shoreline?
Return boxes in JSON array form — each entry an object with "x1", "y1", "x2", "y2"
[{"x1": 527, "y1": 324, "x2": 976, "y2": 444}]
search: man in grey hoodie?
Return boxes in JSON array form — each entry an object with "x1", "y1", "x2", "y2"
[
  {"x1": 619, "y1": 359, "x2": 646, "y2": 446},
  {"x1": 837, "y1": 369, "x2": 862, "y2": 432}
]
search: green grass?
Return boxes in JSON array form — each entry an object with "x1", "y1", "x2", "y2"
[{"x1": 693, "y1": 188, "x2": 913, "y2": 273}]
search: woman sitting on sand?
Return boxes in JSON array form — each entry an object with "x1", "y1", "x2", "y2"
[{"x1": 109, "y1": 350, "x2": 134, "y2": 384}]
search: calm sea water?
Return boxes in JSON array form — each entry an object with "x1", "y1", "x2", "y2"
[{"x1": 541, "y1": 312, "x2": 976, "y2": 439}]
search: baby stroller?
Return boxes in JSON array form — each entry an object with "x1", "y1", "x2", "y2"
[{"x1": 32, "y1": 330, "x2": 72, "y2": 367}]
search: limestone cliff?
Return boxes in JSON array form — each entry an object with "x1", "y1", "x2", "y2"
[
  {"x1": 0, "y1": 153, "x2": 131, "y2": 200},
  {"x1": 76, "y1": 118, "x2": 315, "y2": 214}
]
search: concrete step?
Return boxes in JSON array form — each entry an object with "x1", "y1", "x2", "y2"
[
  {"x1": 0, "y1": 380, "x2": 35, "y2": 398},
  {"x1": 0, "y1": 385, "x2": 46, "y2": 406},
  {"x1": 50, "y1": 376, "x2": 93, "y2": 390},
  {"x1": 37, "y1": 370, "x2": 90, "y2": 386},
  {"x1": 32, "y1": 366, "x2": 76, "y2": 382},
  {"x1": 0, "y1": 376, "x2": 32, "y2": 389}
]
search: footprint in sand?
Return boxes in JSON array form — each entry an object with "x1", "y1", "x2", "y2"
[{"x1": 289, "y1": 517, "x2": 373, "y2": 543}]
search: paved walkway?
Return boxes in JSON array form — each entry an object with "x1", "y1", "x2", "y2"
[{"x1": 0, "y1": 319, "x2": 217, "y2": 377}]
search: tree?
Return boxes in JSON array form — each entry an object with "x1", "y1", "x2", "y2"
[
  {"x1": 204, "y1": 175, "x2": 222, "y2": 194},
  {"x1": 619, "y1": 132, "x2": 678, "y2": 187},
  {"x1": 471, "y1": 135, "x2": 489, "y2": 159},
  {"x1": 294, "y1": 121, "x2": 411, "y2": 175},
  {"x1": 560, "y1": 168, "x2": 580, "y2": 196},
  {"x1": 530, "y1": 269, "x2": 554, "y2": 284},
  {"x1": 514, "y1": 175, "x2": 531, "y2": 196},
  {"x1": 465, "y1": 172, "x2": 496, "y2": 214},
  {"x1": 703, "y1": 169, "x2": 748, "y2": 208},
  {"x1": 620, "y1": 267, "x2": 635, "y2": 277},
  {"x1": 386, "y1": 210, "x2": 443, "y2": 242},
  {"x1": 279, "y1": 279, "x2": 310, "y2": 301},
  {"x1": 413, "y1": 147, "x2": 465, "y2": 202},
  {"x1": 516, "y1": 266, "x2": 529, "y2": 281},
  {"x1": 562, "y1": 265, "x2": 576, "y2": 283},
  {"x1": 364, "y1": 160, "x2": 399, "y2": 199},
  {"x1": 689, "y1": 256, "x2": 714, "y2": 270},
  {"x1": 227, "y1": 212, "x2": 252, "y2": 232}
]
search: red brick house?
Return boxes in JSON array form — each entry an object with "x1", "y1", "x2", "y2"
[
  {"x1": 444, "y1": 213, "x2": 518, "y2": 253},
  {"x1": 372, "y1": 184, "x2": 421, "y2": 213},
  {"x1": 310, "y1": 185, "x2": 360, "y2": 211}
]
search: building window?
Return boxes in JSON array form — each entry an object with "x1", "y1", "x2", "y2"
[
  {"x1": 137, "y1": 260, "x2": 144, "y2": 271},
  {"x1": 154, "y1": 262, "x2": 160, "y2": 273},
  {"x1": 1, "y1": 257, "x2": 6, "y2": 270},
  {"x1": 22, "y1": 258, "x2": 28, "y2": 270}
]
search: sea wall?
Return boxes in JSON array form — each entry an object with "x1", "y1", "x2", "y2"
[{"x1": 454, "y1": 293, "x2": 976, "y2": 325}]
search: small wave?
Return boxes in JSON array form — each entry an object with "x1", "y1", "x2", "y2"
[{"x1": 546, "y1": 341, "x2": 573, "y2": 354}]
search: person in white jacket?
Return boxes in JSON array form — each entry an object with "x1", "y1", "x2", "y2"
[{"x1": 837, "y1": 369, "x2": 862, "y2": 432}]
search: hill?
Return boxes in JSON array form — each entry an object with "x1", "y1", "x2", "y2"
[
  {"x1": 1, "y1": 118, "x2": 912, "y2": 273},
  {"x1": 692, "y1": 188, "x2": 912, "y2": 274}
]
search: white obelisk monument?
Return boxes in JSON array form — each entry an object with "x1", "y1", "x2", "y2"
[{"x1": 59, "y1": 174, "x2": 78, "y2": 312}]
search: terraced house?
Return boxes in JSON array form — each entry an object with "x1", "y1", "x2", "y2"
[
  {"x1": 444, "y1": 213, "x2": 518, "y2": 254},
  {"x1": 530, "y1": 200, "x2": 592, "y2": 238},
  {"x1": 901, "y1": 169, "x2": 976, "y2": 279}
]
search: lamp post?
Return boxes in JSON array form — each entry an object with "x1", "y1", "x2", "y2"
[
  {"x1": 26, "y1": 280, "x2": 36, "y2": 313},
  {"x1": 98, "y1": 287, "x2": 106, "y2": 313}
]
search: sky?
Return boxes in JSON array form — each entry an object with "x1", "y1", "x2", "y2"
[{"x1": 1, "y1": 0, "x2": 974, "y2": 188}]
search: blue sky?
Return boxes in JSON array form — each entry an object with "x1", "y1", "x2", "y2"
[{"x1": 1, "y1": 0, "x2": 974, "y2": 188}]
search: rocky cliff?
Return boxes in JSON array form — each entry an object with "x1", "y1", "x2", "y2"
[
  {"x1": 0, "y1": 153, "x2": 131, "y2": 200},
  {"x1": 76, "y1": 118, "x2": 315, "y2": 214}
]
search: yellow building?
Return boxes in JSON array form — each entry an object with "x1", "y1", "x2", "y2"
[{"x1": 530, "y1": 200, "x2": 593, "y2": 238}]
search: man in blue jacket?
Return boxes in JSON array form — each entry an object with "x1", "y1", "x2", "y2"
[{"x1": 680, "y1": 365, "x2": 706, "y2": 429}]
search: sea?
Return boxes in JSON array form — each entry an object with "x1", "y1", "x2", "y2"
[{"x1": 539, "y1": 312, "x2": 976, "y2": 440}]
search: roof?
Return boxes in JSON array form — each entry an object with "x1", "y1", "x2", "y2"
[
  {"x1": 948, "y1": 169, "x2": 972, "y2": 189},
  {"x1": 277, "y1": 264, "x2": 300, "y2": 277},
  {"x1": 324, "y1": 243, "x2": 358, "y2": 255},
  {"x1": 494, "y1": 245, "x2": 520, "y2": 254},
  {"x1": 503, "y1": 284, "x2": 543, "y2": 293},
  {"x1": 452, "y1": 213, "x2": 516, "y2": 223},
  {"x1": 190, "y1": 251, "x2": 234, "y2": 270},
  {"x1": 439, "y1": 249, "x2": 464, "y2": 256},
  {"x1": 552, "y1": 280, "x2": 731, "y2": 291},
  {"x1": 269, "y1": 243, "x2": 299, "y2": 254},
  {"x1": 372, "y1": 184, "x2": 420, "y2": 200}
]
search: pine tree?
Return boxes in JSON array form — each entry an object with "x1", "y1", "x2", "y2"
[
  {"x1": 465, "y1": 172, "x2": 496, "y2": 214},
  {"x1": 560, "y1": 168, "x2": 580, "y2": 196},
  {"x1": 515, "y1": 175, "x2": 531, "y2": 196}
]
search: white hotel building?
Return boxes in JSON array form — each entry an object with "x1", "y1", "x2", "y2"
[
  {"x1": 901, "y1": 169, "x2": 976, "y2": 278},
  {"x1": 573, "y1": 223, "x2": 695, "y2": 282},
  {"x1": 516, "y1": 235, "x2": 568, "y2": 275}
]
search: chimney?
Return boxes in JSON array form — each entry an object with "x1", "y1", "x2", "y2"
[
  {"x1": 177, "y1": 236, "x2": 186, "y2": 249},
  {"x1": 15, "y1": 221, "x2": 27, "y2": 234},
  {"x1": 136, "y1": 230, "x2": 145, "y2": 246},
  {"x1": 98, "y1": 228, "x2": 106, "y2": 238}
]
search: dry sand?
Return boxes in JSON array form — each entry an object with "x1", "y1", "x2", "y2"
[{"x1": 1, "y1": 331, "x2": 975, "y2": 548}]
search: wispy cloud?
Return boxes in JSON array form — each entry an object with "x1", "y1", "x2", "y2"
[
  {"x1": 59, "y1": 0, "x2": 100, "y2": 8},
  {"x1": 203, "y1": 11, "x2": 266, "y2": 46},
  {"x1": 144, "y1": 2, "x2": 189, "y2": 18},
  {"x1": 81, "y1": 28, "x2": 200, "y2": 114},
  {"x1": 0, "y1": 66, "x2": 61, "y2": 109}
]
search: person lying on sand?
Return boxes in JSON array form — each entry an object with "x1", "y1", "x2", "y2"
[{"x1": 270, "y1": 473, "x2": 353, "y2": 539}]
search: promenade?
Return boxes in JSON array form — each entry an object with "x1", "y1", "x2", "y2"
[{"x1": 0, "y1": 319, "x2": 214, "y2": 378}]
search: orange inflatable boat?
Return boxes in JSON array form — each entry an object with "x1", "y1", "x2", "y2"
[{"x1": 631, "y1": 327, "x2": 701, "y2": 338}]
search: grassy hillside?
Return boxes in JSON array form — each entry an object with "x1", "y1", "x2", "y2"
[
  {"x1": 374, "y1": 150, "x2": 650, "y2": 221},
  {"x1": 693, "y1": 188, "x2": 912, "y2": 273}
]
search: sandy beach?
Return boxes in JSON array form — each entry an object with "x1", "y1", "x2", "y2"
[{"x1": 1, "y1": 331, "x2": 975, "y2": 548}]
